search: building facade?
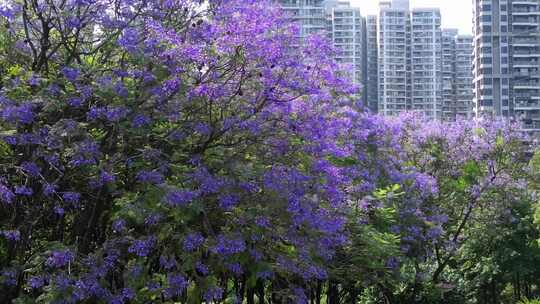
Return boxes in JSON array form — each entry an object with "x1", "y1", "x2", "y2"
[
  {"x1": 454, "y1": 34, "x2": 474, "y2": 119},
  {"x1": 278, "y1": 0, "x2": 368, "y2": 103},
  {"x1": 473, "y1": 0, "x2": 540, "y2": 131},
  {"x1": 442, "y1": 29, "x2": 474, "y2": 120},
  {"x1": 278, "y1": 0, "x2": 328, "y2": 38},
  {"x1": 378, "y1": 0, "x2": 411, "y2": 116},
  {"x1": 378, "y1": 0, "x2": 443, "y2": 119},
  {"x1": 327, "y1": 2, "x2": 366, "y2": 88},
  {"x1": 411, "y1": 8, "x2": 443, "y2": 119},
  {"x1": 366, "y1": 14, "x2": 379, "y2": 112}
]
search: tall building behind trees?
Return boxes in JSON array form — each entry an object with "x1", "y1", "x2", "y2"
[
  {"x1": 277, "y1": 0, "x2": 474, "y2": 122},
  {"x1": 472, "y1": 0, "x2": 540, "y2": 132}
]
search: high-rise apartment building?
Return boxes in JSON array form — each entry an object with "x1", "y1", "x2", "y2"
[
  {"x1": 278, "y1": 0, "x2": 367, "y2": 102},
  {"x1": 378, "y1": 0, "x2": 411, "y2": 116},
  {"x1": 278, "y1": 0, "x2": 328, "y2": 38},
  {"x1": 327, "y1": 2, "x2": 366, "y2": 88},
  {"x1": 378, "y1": 0, "x2": 443, "y2": 119},
  {"x1": 411, "y1": 8, "x2": 442, "y2": 119},
  {"x1": 366, "y1": 15, "x2": 379, "y2": 112},
  {"x1": 473, "y1": 0, "x2": 540, "y2": 131},
  {"x1": 454, "y1": 34, "x2": 474, "y2": 119},
  {"x1": 442, "y1": 29, "x2": 459, "y2": 120},
  {"x1": 442, "y1": 29, "x2": 474, "y2": 121}
]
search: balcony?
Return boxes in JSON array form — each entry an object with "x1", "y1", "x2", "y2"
[
  {"x1": 514, "y1": 81, "x2": 540, "y2": 89},
  {"x1": 513, "y1": 37, "x2": 539, "y2": 46},
  {"x1": 515, "y1": 99, "x2": 540, "y2": 110},
  {"x1": 513, "y1": 50, "x2": 540, "y2": 56}
]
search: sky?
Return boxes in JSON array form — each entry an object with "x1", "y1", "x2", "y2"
[{"x1": 350, "y1": 0, "x2": 473, "y2": 34}]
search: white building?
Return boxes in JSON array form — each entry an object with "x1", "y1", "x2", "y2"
[
  {"x1": 442, "y1": 29, "x2": 474, "y2": 121},
  {"x1": 378, "y1": 0, "x2": 443, "y2": 120},
  {"x1": 278, "y1": 0, "x2": 367, "y2": 104},
  {"x1": 378, "y1": 0, "x2": 411, "y2": 116},
  {"x1": 411, "y1": 8, "x2": 442, "y2": 119},
  {"x1": 278, "y1": 0, "x2": 328, "y2": 38},
  {"x1": 454, "y1": 34, "x2": 474, "y2": 120},
  {"x1": 366, "y1": 14, "x2": 379, "y2": 112},
  {"x1": 473, "y1": 0, "x2": 540, "y2": 132},
  {"x1": 327, "y1": 2, "x2": 366, "y2": 90}
]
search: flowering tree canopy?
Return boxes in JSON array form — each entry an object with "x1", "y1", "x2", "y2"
[{"x1": 0, "y1": 0, "x2": 538, "y2": 303}]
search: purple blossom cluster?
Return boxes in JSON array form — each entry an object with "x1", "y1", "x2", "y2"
[{"x1": 0, "y1": 0, "x2": 532, "y2": 302}]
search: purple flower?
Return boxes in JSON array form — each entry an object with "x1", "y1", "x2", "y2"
[
  {"x1": 183, "y1": 233, "x2": 205, "y2": 251},
  {"x1": 68, "y1": 97, "x2": 84, "y2": 107},
  {"x1": 66, "y1": 17, "x2": 82, "y2": 29},
  {"x1": 293, "y1": 287, "x2": 308, "y2": 304},
  {"x1": 100, "y1": 171, "x2": 116, "y2": 184},
  {"x1": 165, "y1": 189, "x2": 197, "y2": 206},
  {"x1": 122, "y1": 288, "x2": 135, "y2": 300},
  {"x1": 105, "y1": 106, "x2": 129, "y2": 122},
  {"x1": 62, "y1": 192, "x2": 81, "y2": 203},
  {"x1": 54, "y1": 206, "x2": 65, "y2": 216},
  {"x1": 21, "y1": 161, "x2": 41, "y2": 177},
  {"x1": 15, "y1": 185, "x2": 33, "y2": 196},
  {"x1": 28, "y1": 276, "x2": 45, "y2": 289},
  {"x1": 1, "y1": 104, "x2": 34, "y2": 124},
  {"x1": 159, "y1": 255, "x2": 177, "y2": 270},
  {"x1": 194, "y1": 122, "x2": 212, "y2": 135},
  {"x1": 87, "y1": 106, "x2": 105, "y2": 121},
  {"x1": 112, "y1": 219, "x2": 126, "y2": 232},
  {"x1": 136, "y1": 170, "x2": 164, "y2": 184},
  {"x1": 165, "y1": 273, "x2": 188, "y2": 298},
  {"x1": 114, "y1": 81, "x2": 129, "y2": 98},
  {"x1": 118, "y1": 28, "x2": 140, "y2": 53},
  {"x1": 0, "y1": 184, "x2": 15, "y2": 203},
  {"x1": 386, "y1": 257, "x2": 400, "y2": 269},
  {"x1": 132, "y1": 114, "x2": 152, "y2": 128},
  {"x1": 2, "y1": 135, "x2": 17, "y2": 145},
  {"x1": 1, "y1": 269, "x2": 17, "y2": 286},
  {"x1": 46, "y1": 249, "x2": 75, "y2": 268},
  {"x1": 227, "y1": 262, "x2": 243, "y2": 275},
  {"x1": 42, "y1": 183, "x2": 57, "y2": 197},
  {"x1": 1, "y1": 230, "x2": 20, "y2": 241},
  {"x1": 255, "y1": 216, "x2": 270, "y2": 228},
  {"x1": 61, "y1": 67, "x2": 80, "y2": 82},
  {"x1": 0, "y1": 6, "x2": 15, "y2": 19},
  {"x1": 196, "y1": 262, "x2": 209, "y2": 276},
  {"x1": 427, "y1": 226, "x2": 443, "y2": 240},
  {"x1": 218, "y1": 194, "x2": 239, "y2": 210},
  {"x1": 144, "y1": 213, "x2": 161, "y2": 226},
  {"x1": 128, "y1": 237, "x2": 155, "y2": 257},
  {"x1": 210, "y1": 235, "x2": 246, "y2": 256},
  {"x1": 256, "y1": 270, "x2": 273, "y2": 280},
  {"x1": 204, "y1": 287, "x2": 223, "y2": 303}
]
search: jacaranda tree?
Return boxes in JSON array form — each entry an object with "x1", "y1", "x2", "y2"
[{"x1": 0, "y1": 0, "x2": 537, "y2": 303}]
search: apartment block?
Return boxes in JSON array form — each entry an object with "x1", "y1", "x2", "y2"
[
  {"x1": 411, "y1": 8, "x2": 443, "y2": 119},
  {"x1": 378, "y1": 0, "x2": 443, "y2": 120},
  {"x1": 278, "y1": 0, "x2": 328, "y2": 38},
  {"x1": 327, "y1": 2, "x2": 366, "y2": 89},
  {"x1": 278, "y1": 0, "x2": 367, "y2": 103},
  {"x1": 378, "y1": 0, "x2": 411, "y2": 116},
  {"x1": 454, "y1": 34, "x2": 474, "y2": 119},
  {"x1": 473, "y1": 0, "x2": 540, "y2": 131},
  {"x1": 442, "y1": 29, "x2": 474, "y2": 121},
  {"x1": 366, "y1": 14, "x2": 379, "y2": 112}
]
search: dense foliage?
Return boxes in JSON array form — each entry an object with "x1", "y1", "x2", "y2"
[{"x1": 0, "y1": 0, "x2": 539, "y2": 303}]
